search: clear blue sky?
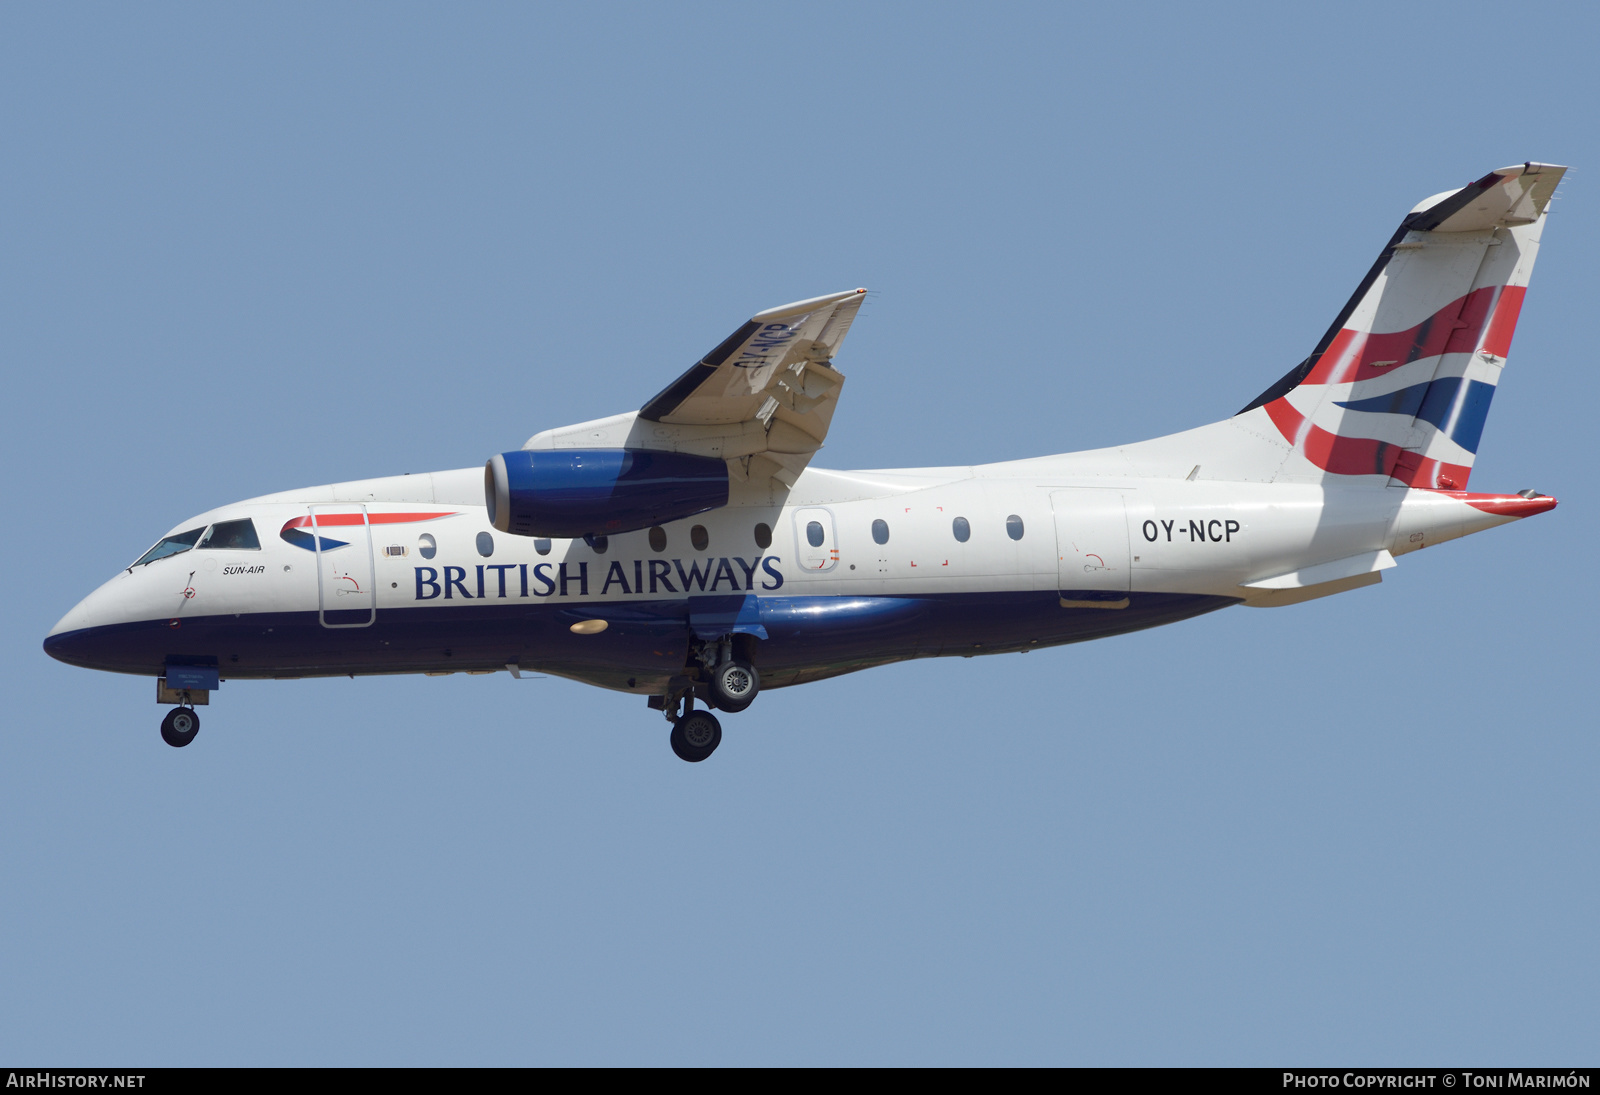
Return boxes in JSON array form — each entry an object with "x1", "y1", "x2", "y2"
[{"x1": 3, "y1": 2, "x2": 1595, "y2": 1065}]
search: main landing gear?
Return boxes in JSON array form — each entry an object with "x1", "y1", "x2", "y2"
[
  {"x1": 697, "y1": 635, "x2": 760, "y2": 714},
  {"x1": 160, "y1": 706, "x2": 200, "y2": 748},
  {"x1": 707, "y1": 658, "x2": 760, "y2": 713},
  {"x1": 670, "y1": 705, "x2": 722, "y2": 763},
  {"x1": 655, "y1": 636, "x2": 760, "y2": 763}
]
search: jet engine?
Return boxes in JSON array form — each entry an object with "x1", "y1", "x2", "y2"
[{"x1": 484, "y1": 449, "x2": 729, "y2": 539}]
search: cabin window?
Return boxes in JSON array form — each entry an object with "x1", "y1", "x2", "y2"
[
  {"x1": 754, "y1": 522, "x2": 772, "y2": 549},
  {"x1": 648, "y1": 526, "x2": 667, "y2": 552},
  {"x1": 534, "y1": 538, "x2": 552, "y2": 556},
  {"x1": 476, "y1": 531, "x2": 495, "y2": 557},
  {"x1": 132, "y1": 527, "x2": 206, "y2": 567},
  {"x1": 589, "y1": 535, "x2": 609, "y2": 554},
  {"x1": 871, "y1": 519, "x2": 890, "y2": 545},
  {"x1": 690, "y1": 524, "x2": 709, "y2": 552},
  {"x1": 1006, "y1": 514, "x2": 1025, "y2": 541},
  {"x1": 417, "y1": 533, "x2": 437, "y2": 560},
  {"x1": 952, "y1": 516, "x2": 970, "y2": 543},
  {"x1": 199, "y1": 519, "x2": 260, "y2": 551},
  {"x1": 794, "y1": 508, "x2": 838, "y2": 573}
]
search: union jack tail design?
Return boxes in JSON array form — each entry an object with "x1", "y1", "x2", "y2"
[{"x1": 1238, "y1": 163, "x2": 1565, "y2": 489}]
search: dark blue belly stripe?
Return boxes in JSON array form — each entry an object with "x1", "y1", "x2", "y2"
[{"x1": 43, "y1": 591, "x2": 1238, "y2": 693}]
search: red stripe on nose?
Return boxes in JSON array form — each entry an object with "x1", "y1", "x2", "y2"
[{"x1": 280, "y1": 511, "x2": 457, "y2": 531}]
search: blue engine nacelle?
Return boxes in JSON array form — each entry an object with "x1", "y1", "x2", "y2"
[{"x1": 484, "y1": 449, "x2": 730, "y2": 539}]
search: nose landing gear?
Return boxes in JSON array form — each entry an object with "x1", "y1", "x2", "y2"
[
  {"x1": 160, "y1": 706, "x2": 200, "y2": 748},
  {"x1": 156, "y1": 673, "x2": 211, "y2": 749}
]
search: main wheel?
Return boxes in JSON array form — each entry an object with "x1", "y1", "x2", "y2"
[
  {"x1": 161, "y1": 707, "x2": 200, "y2": 748},
  {"x1": 670, "y1": 709, "x2": 722, "y2": 762},
  {"x1": 708, "y1": 660, "x2": 760, "y2": 713}
]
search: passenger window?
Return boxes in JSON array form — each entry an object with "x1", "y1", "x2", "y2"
[
  {"x1": 690, "y1": 525, "x2": 709, "y2": 551},
  {"x1": 418, "y1": 533, "x2": 437, "y2": 560},
  {"x1": 871, "y1": 519, "x2": 890, "y2": 545},
  {"x1": 534, "y1": 538, "x2": 552, "y2": 556},
  {"x1": 1006, "y1": 514, "x2": 1025, "y2": 541},
  {"x1": 794, "y1": 508, "x2": 837, "y2": 573},
  {"x1": 589, "y1": 535, "x2": 609, "y2": 554},
  {"x1": 754, "y1": 522, "x2": 772, "y2": 549},
  {"x1": 476, "y1": 531, "x2": 495, "y2": 557},
  {"x1": 198, "y1": 519, "x2": 260, "y2": 550},
  {"x1": 952, "y1": 516, "x2": 970, "y2": 543},
  {"x1": 649, "y1": 526, "x2": 667, "y2": 553},
  {"x1": 132, "y1": 527, "x2": 206, "y2": 567}
]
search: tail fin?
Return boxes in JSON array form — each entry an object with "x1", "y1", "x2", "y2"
[{"x1": 1238, "y1": 163, "x2": 1565, "y2": 489}]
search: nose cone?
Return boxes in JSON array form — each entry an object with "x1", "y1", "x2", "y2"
[
  {"x1": 43, "y1": 573, "x2": 163, "y2": 675},
  {"x1": 42, "y1": 626, "x2": 90, "y2": 668},
  {"x1": 44, "y1": 585, "x2": 115, "y2": 669}
]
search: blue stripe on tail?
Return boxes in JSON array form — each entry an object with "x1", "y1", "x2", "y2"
[{"x1": 1336, "y1": 377, "x2": 1496, "y2": 453}]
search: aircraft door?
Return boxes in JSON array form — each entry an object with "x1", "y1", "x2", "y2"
[
  {"x1": 311, "y1": 505, "x2": 377, "y2": 628},
  {"x1": 1051, "y1": 490, "x2": 1130, "y2": 599},
  {"x1": 792, "y1": 508, "x2": 838, "y2": 572}
]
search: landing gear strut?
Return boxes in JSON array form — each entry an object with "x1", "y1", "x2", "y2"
[
  {"x1": 670, "y1": 705, "x2": 722, "y2": 763},
  {"x1": 161, "y1": 706, "x2": 200, "y2": 748}
]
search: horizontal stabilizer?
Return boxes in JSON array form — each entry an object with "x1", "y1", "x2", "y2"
[{"x1": 1408, "y1": 162, "x2": 1564, "y2": 233}]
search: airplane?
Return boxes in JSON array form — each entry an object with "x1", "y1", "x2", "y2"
[{"x1": 44, "y1": 162, "x2": 1566, "y2": 762}]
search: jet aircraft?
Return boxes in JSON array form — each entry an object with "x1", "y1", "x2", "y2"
[{"x1": 45, "y1": 163, "x2": 1565, "y2": 761}]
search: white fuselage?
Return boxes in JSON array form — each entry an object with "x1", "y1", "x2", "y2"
[{"x1": 44, "y1": 453, "x2": 1529, "y2": 697}]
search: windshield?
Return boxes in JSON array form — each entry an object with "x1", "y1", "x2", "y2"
[
  {"x1": 198, "y1": 518, "x2": 260, "y2": 550},
  {"x1": 131, "y1": 527, "x2": 206, "y2": 568}
]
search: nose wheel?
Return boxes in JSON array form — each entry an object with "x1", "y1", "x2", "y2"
[
  {"x1": 160, "y1": 706, "x2": 200, "y2": 748},
  {"x1": 670, "y1": 708, "x2": 722, "y2": 763}
]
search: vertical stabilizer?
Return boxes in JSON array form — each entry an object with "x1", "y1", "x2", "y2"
[{"x1": 1237, "y1": 163, "x2": 1564, "y2": 488}]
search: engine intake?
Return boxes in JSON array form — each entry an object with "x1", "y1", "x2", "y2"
[{"x1": 485, "y1": 449, "x2": 729, "y2": 539}]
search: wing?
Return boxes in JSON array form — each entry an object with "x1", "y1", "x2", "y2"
[{"x1": 525, "y1": 288, "x2": 868, "y2": 489}]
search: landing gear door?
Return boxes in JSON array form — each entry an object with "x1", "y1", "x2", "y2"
[
  {"x1": 1051, "y1": 490, "x2": 1130, "y2": 598},
  {"x1": 311, "y1": 505, "x2": 377, "y2": 628},
  {"x1": 792, "y1": 508, "x2": 838, "y2": 573}
]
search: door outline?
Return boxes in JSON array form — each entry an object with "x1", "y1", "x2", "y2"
[
  {"x1": 311, "y1": 504, "x2": 377, "y2": 628},
  {"x1": 1050, "y1": 489, "x2": 1131, "y2": 595},
  {"x1": 792, "y1": 507, "x2": 839, "y2": 573}
]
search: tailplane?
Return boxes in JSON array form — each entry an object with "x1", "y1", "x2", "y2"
[{"x1": 1235, "y1": 163, "x2": 1565, "y2": 489}]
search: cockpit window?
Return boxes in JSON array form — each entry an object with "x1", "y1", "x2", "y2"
[
  {"x1": 199, "y1": 519, "x2": 260, "y2": 550},
  {"x1": 132, "y1": 527, "x2": 206, "y2": 567}
]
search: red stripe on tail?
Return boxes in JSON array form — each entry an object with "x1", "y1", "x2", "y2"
[
  {"x1": 1303, "y1": 284, "x2": 1523, "y2": 386},
  {"x1": 1265, "y1": 398, "x2": 1403, "y2": 477}
]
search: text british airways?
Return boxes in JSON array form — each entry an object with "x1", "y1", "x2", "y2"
[{"x1": 413, "y1": 556, "x2": 785, "y2": 600}]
